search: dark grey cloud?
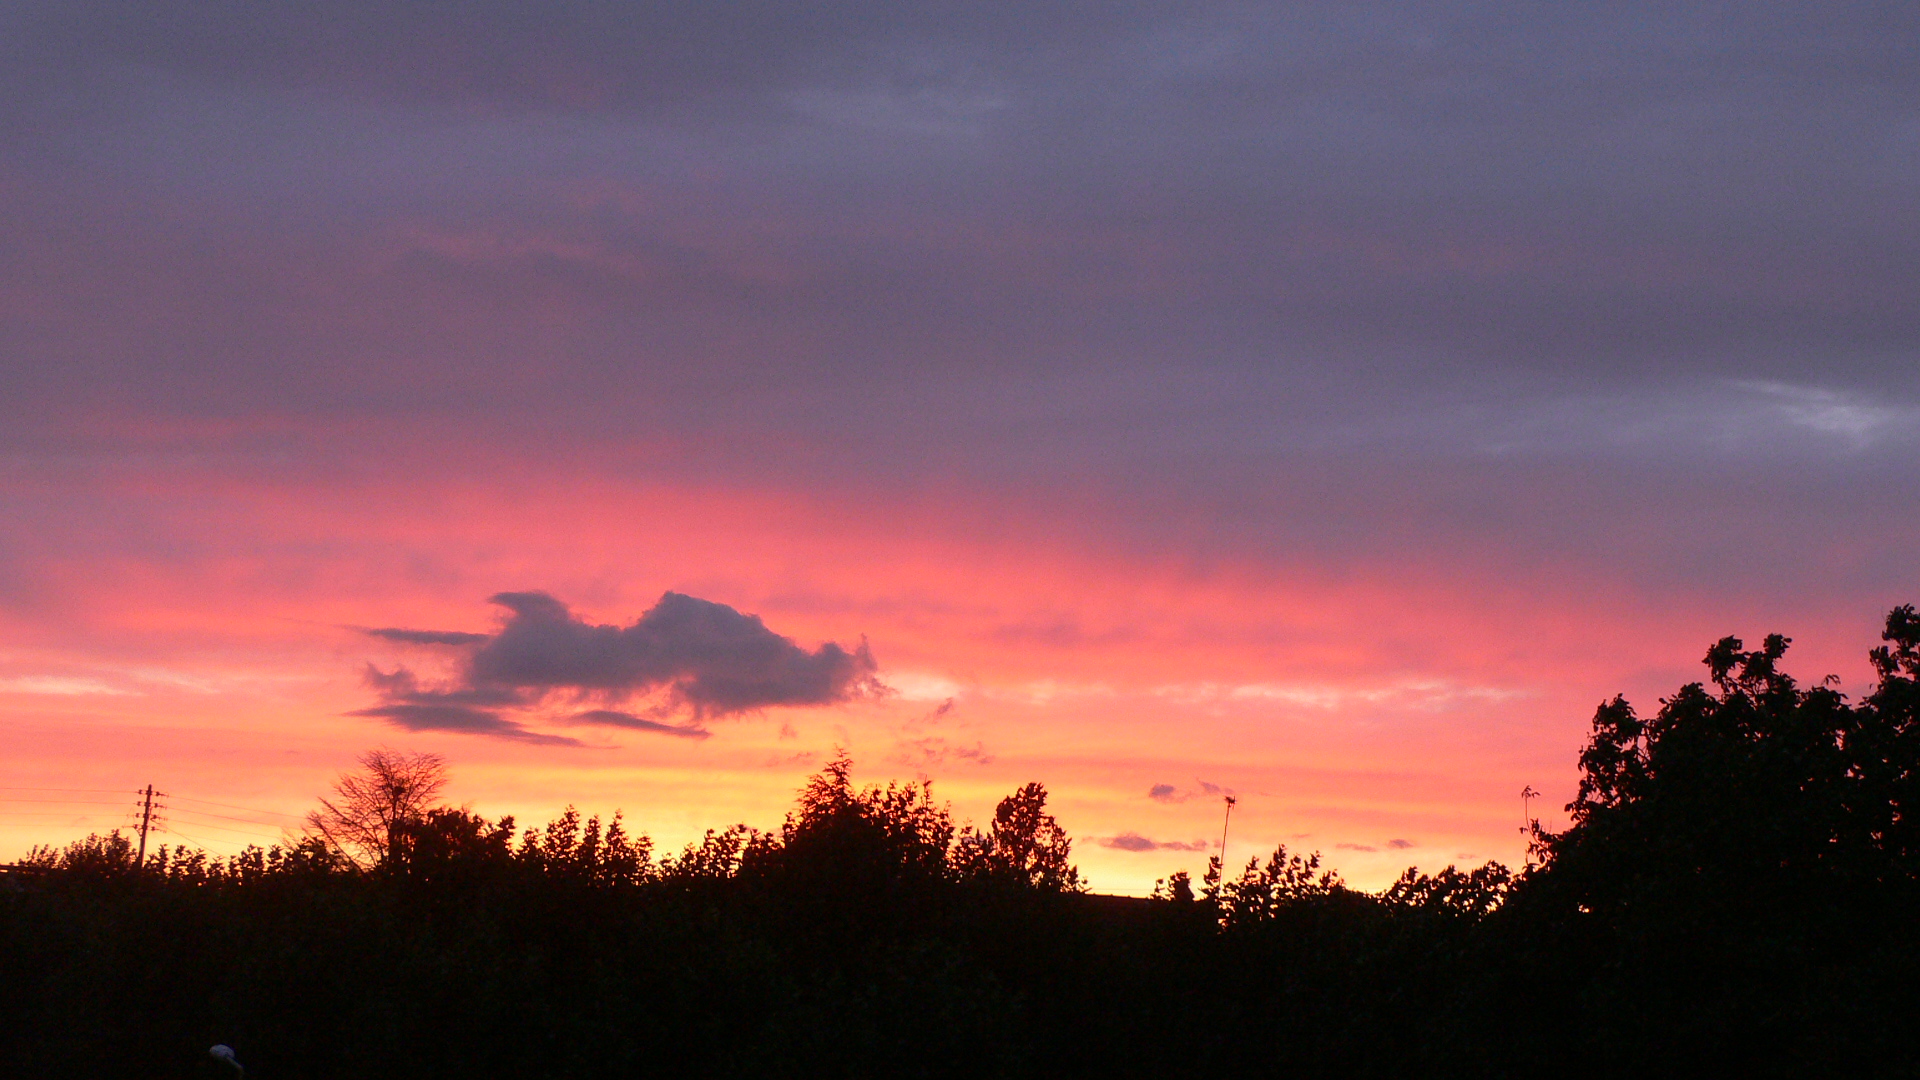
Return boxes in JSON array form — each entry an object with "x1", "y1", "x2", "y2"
[
  {"x1": 471, "y1": 591, "x2": 880, "y2": 717},
  {"x1": 1102, "y1": 832, "x2": 1211, "y2": 853},
  {"x1": 1385, "y1": 839, "x2": 1416, "y2": 850},
  {"x1": 353, "y1": 591, "x2": 880, "y2": 743}
]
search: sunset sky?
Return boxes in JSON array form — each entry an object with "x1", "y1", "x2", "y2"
[{"x1": 3, "y1": 2, "x2": 1916, "y2": 894}]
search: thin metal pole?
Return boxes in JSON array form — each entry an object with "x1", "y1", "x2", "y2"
[{"x1": 1218, "y1": 795, "x2": 1237, "y2": 876}]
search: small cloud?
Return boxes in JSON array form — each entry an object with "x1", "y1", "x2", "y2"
[
  {"x1": 1385, "y1": 838, "x2": 1416, "y2": 850},
  {"x1": 886, "y1": 672, "x2": 963, "y2": 702},
  {"x1": 891, "y1": 736, "x2": 994, "y2": 768},
  {"x1": 1101, "y1": 832, "x2": 1212, "y2": 852},
  {"x1": 1336, "y1": 843, "x2": 1378, "y2": 853},
  {"x1": 898, "y1": 695, "x2": 958, "y2": 731},
  {"x1": 1147, "y1": 780, "x2": 1232, "y2": 803}
]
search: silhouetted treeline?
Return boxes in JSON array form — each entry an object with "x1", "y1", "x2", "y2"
[{"x1": 6, "y1": 608, "x2": 1920, "y2": 1078}]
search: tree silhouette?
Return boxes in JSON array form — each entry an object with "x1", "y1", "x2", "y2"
[
  {"x1": 304, "y1": 748, "x2": 448, "y2": 869},
  {"x1": 955, "y1": 781, "x2": 1082, "y2": 892},
  {"x1": 1509, "y1": 608, "x2": 1920, "y2": 1073}
]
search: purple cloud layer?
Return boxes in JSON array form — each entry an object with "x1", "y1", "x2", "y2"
[{"x1": 1, "y1": 2, "x2": 1915, "y2": 620}]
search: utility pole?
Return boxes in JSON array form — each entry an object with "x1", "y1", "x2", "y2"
[{"x1": 136, "y1": 784, "x2": 156, "y2": 868}]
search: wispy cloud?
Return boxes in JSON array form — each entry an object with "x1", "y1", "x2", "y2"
[
  {"x1": 890, "y1": 735, "x2": 993, "y2": 769},
  {"x1": 1736, "y1": 380, "x2": 1920, "y2": 448},
  {"x1": 0, "y1": 675, "x2": 135, "y2": 696},
  {"x1": 1155, "y1": 681, "x2": 1528, "y2": 711}
]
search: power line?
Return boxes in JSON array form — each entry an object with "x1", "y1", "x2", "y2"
[
  {"x1": 163, "y1": 815, "x2": 285, "y2": 842},
  {"x1": 160, "y1": 825, "x2": 229, "y2": 851},
  {"x1": 0, "y1": 784, "x2": 308, "y2": 853},
  {"x1": 167, "y1": 795, "x2": 303, "y2": 822},
  {"x1": 0, "y1": 807, "x2": 137, "y2": 814},
  {"x1": 166, "y1": 804, "x2": 299, "y2": 828},
  {"x1": 0, "y1": 786, "x2": 140, "y2": 794},
  {"x1": 165, "y1": 807, "x2": 286, "y2": 834}
]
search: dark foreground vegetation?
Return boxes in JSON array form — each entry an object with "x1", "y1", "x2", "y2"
[{"x1": 8, "y1": 609, "x2": 1920, "y2": 1078}]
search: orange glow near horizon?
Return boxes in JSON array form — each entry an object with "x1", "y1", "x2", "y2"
[{"x1": 2, "y1": 448, "x2": 1898, "y2": 894}]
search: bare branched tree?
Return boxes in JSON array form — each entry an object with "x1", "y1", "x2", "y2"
[{"x1": 306, "y1": 748, "x2": 448, "y2": 869}]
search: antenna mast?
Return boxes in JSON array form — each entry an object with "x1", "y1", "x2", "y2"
[{"x1": 1218, "y1": 794, "x2": 1237, "y2": 875}]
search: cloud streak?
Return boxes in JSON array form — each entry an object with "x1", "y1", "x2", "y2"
[
  {"x1": 560, "y1": 709, "x2": 710, "y2": 740},
  {"x1": 364, "y1": 627, "x2": 492, "y2": 646}
]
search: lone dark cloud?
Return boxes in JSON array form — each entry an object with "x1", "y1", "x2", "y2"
[
  {"x1": 1102, "y1": 832, "x2": 1212, "y2": 852},
  {"x1": 1385, "y1": 838, "x2": 1416, "y2": 850},
  {"x1": 470, "y1": 591, "x2": 879, "y2": 717},
  {"x1": 353, "y1": 590, "x2": 881, "y2": 742}
]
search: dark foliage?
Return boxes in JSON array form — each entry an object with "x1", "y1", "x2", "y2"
[
  {"x1": 1503, "y1": 608, "x2": 1920, "y2": 1076},
  {"x1": 5, "y1": 609, "x2": 1920, "y2": 1077}
]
